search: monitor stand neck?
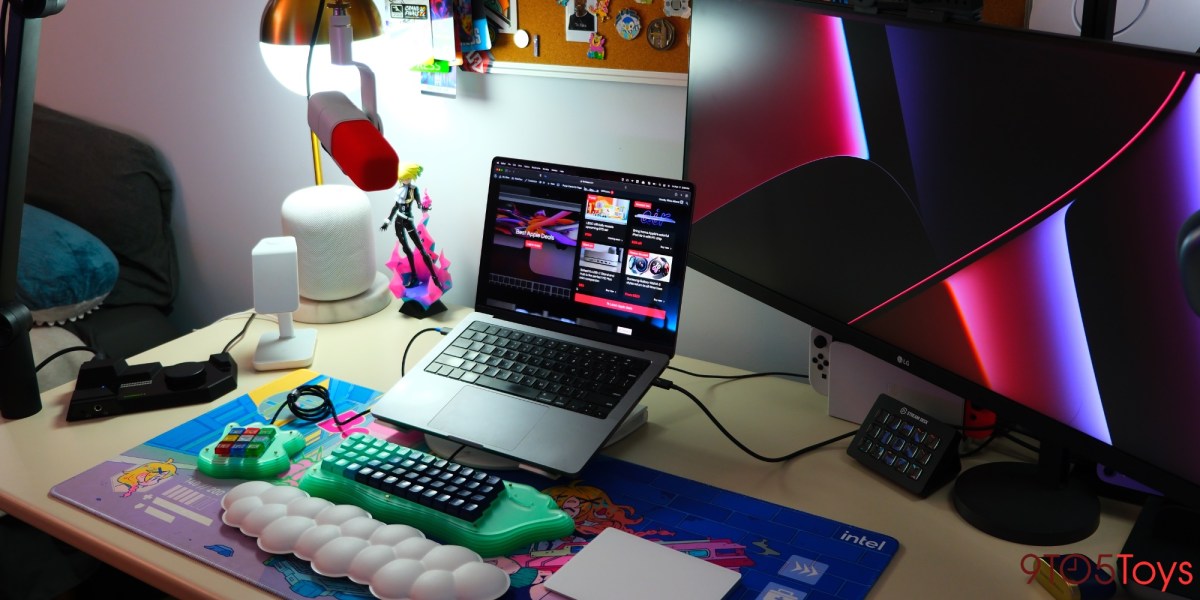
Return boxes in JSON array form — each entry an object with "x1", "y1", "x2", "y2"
[{"x1": 951, "y1": 441, "x2": 1101, "y2": 545}]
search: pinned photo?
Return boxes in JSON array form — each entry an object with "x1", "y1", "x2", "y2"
[
  {"x1": 484, "y1": 0, "x2": 518, "y2": 34},
  {"x1": 566, "y1": 0, "x2": 597, "y2": 42}
]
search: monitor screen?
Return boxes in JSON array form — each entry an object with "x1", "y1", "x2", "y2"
[{"x1": 685, "y1": 0, "x2": 1200, "y2": 516}]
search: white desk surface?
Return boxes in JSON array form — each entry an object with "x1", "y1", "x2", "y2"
[{"x1": 0, "y1": 299, "x2": 1142, "y2": 599}]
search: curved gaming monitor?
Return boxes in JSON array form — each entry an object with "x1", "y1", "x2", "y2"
[{"x1": 685, "y1": 0, "x2": 1200, "y2": 552}]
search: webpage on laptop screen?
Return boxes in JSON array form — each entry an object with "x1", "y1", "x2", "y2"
[{"x1": 482, "y1": 159, "x2": 693, "y2": 350}]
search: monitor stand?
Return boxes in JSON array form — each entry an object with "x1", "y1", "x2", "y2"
[
  {"x1": 423, "y1": 403, "x2": 650, "y2": 474},
  {"x1": 1122, "y1": 495, "x2": 1200, "y2": 599},
  {"x1": 952, "y1": 442, "x2": 1100, "y2": 545}
]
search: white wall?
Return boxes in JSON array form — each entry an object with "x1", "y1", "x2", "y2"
[
  {"x1": 32, "y1": 0, "x2": 808, "y2": 375},
  {"x1": 1027, "y1": 0, "x2": 1200, "y2": 53}
]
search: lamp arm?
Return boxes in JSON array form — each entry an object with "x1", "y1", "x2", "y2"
[
  {"x1": 326, "y1": 2, "x2": 382, "y2": 132},
  {"x1": 352, "y1": 62, "x2": 381, "y2": 132}
]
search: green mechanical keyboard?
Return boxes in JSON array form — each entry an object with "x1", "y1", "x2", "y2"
[
  {"x1": 298, "y1": 432, "x2": 575, "y2": 557},
  {"x1": 197, "y1": 422, "x2": 306, "y2": 480}
]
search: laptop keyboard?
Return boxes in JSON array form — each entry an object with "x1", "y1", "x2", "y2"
[{"x1": 425, "y1": 321, "x2": 651, "y2": 419}]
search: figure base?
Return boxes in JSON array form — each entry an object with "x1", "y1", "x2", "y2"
[{"x1": 400, "y1": 299, "x2": 447, "y2": 319}]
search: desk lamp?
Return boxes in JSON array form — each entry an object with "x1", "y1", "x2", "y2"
[
  {"x1": 260, "y1": 0, "x2": 396, "y2": 324},
  {"x1": 0, "y1": 0, "x2": 66, "y2": 420}
]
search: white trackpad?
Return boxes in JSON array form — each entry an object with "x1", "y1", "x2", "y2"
[{"x1": 544, "y1": 528, "x2": 741, "y2": 600}]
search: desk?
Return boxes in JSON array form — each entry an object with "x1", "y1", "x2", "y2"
[{"x1": 0, "y1": 298, "x2": 1142, "y2": 599}]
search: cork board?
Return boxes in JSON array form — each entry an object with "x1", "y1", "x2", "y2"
[{"x1": 483, "y1": 0, "x2": 691, "y2": 85}]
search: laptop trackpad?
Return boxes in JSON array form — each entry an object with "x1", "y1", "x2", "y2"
[{"x1": 428, "y1": 387, "x2": 546, "y2": 450}]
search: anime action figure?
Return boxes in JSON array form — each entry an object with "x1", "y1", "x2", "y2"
[{"x1": 381, "y1": 163, "x2": 452, "y2": 317}]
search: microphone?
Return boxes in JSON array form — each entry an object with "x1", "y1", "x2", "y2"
[{"x1": 308, "y1": 91, "x2": 399, "y2": 192}]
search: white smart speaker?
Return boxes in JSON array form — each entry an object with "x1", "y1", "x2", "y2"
[
  {"x1": 252, "y1": 236, "x2": 317, "y2": 371},
  {"x1": 281, "y1": 184, "x2": 391, "y2": 323}
]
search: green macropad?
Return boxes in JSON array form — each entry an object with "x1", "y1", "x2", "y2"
[{"x1": 198, "y1": 423, "x2": 305, "y2": 480}]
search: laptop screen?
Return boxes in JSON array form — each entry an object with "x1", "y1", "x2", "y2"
[{"x1": 477, "y1": 157, "x2": 696, "y2": 356}]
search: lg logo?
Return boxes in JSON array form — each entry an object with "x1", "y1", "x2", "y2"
[{"x1": 896, "y1": 355, "x2": 911, "y2": 367}]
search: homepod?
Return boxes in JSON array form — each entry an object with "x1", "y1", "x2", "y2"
[{"x1": 281, "y1": 184, "x2": 390, "y2": 323}]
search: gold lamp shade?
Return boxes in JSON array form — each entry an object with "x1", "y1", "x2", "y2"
[{"x1": 261, "y1": 0, "x2": 384, "y2": 45}]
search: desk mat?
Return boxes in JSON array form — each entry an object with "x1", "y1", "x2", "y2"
[{"x1": 51, "y1": 370, "x2": 899, "y2": 600}]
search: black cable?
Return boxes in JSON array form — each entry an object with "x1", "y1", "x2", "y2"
[
  {"x1": 952, "y1": 422, "x2": 1004, "y2": 432},
  {"x1": 999, "y1": 425, "x2": 1041, "y2": 454},
  {"x1": 402, "y1": 327, "x2": 450, "y2": 376},
  {"x1": 271, "y1": 383, "x2": 371, "y2": 429},
  {"x1": 958, "y1": 427, "x2": 1007, "y2": 458},
  {"x1": 306, "y1": 0, "x2": 325, "y2": 98},
  {"x1": 1002, "y1": 432, "x2": 1040, "y2": 454},
  {"x1": 952, "y1": 420, "x2": 1040, "y2": 457},
  {"x1": 223, "y1": 313, "x2": 257, "y2": 353},
  {"x1": 655, "y1": 377, "x2": 856, "y2": 463},
  {"x1": 660, "y1": 369, "x2": 1034, "y2": 464},
  {"x1": 955, "y1": 422, "x2": 1032, "y2": 458},
  {"x1": 666, "y1": 365, "x2": 808, "y2": 381},
  {"x1": 39, "y1": 311, "x2": 252, "y2": 378},
  {"x1": 34, "y1": 345, "x2": 97, "y2": 372}
]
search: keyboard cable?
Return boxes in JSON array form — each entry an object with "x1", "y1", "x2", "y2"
[
  {"x1": 239, "y1": 323, "x2": 451, "y2": 430},
  {"x1": 270, "y1": 383, "x2": 369, "y2": 429}
]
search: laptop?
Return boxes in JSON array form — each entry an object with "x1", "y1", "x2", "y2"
[{"x1": 371, "y1": 156, "x2": 696, "y2": 476}]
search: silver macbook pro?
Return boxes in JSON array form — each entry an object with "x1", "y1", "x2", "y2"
[{"x1": 371, "y1": 156, "x2": 696, "y2": 476}]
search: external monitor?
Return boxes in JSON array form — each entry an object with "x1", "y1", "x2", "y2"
[{"x1": 685, "y1": 0, "x2": 1200, "y2": 561}]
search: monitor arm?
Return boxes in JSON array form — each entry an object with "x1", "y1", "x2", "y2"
[{"x1": 0, "y1": 1, "x2": 66, "y2": 419}]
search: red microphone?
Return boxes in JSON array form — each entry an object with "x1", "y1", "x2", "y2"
[{"x1": 307, "y1": 91, "x2": 399, "y2": 192}]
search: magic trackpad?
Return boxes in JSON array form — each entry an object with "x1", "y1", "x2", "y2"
[{"x1": 428, "y1": 387, "x2": 545, "y2": 450}]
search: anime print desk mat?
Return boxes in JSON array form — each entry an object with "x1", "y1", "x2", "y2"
[{"x1": 50, "y1": 369, "x2": 898, "y2": 600}]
